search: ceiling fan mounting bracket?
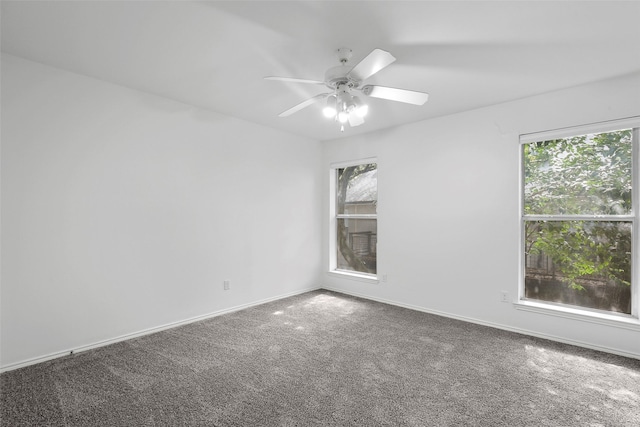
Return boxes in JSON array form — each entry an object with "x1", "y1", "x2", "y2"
[{"x1": 336, "y1": 47, "x2": 352, "y2": 64}]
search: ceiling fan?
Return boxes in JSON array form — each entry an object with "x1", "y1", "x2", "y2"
[{"x1": 265, "y1": 48, "x2": 429, "y2": 131}]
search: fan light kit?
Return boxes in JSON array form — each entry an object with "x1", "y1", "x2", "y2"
[{"x1": 265, "y1": 48, "x2": 429, "y2": 131}]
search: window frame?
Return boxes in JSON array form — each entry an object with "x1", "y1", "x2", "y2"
[
  {"x1": 329, "y1": 158, "x2": 378, "y2": 282},
  {"x1": 517, "y1": 117, "x2": 640, "y2": 325}
]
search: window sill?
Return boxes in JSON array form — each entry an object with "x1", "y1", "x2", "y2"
[
  {"x1": 514, "y1": 299, "x2": 640, "y2": 332},
  {"x1": 327, "y1": 270, "x2": 379, "y2": 284}
]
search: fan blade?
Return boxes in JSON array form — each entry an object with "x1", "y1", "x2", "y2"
[
  {"x1": 265, "y1": 76, "x2": 325, "y2": 85},
  {"x1": 361, "y1": 85, "x2": 428, "y2": 105},
  {"x1": 347, "y1": 49, "x2": 396, "y2": 82},
  {"x1": 278, "y1": 93, "x2": 331, "y2": 117},
  {"x1": 348, "y1": 113, "x2": 365, "y2": 127}
]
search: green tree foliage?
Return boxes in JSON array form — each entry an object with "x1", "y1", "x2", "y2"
[
  {"x1": 527, "y1": 221, "x2": 631, "y2": 291},
  {"x1": 524, "y1": 130, "x2": 632, "y2": 215},
  {"x1": 524, "y1": 130, "x2": 632, "y2": 295}
]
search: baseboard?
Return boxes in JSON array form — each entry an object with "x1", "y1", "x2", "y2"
[
  {"x1": 0, "y1": 286, "x2": 321, "y2": 373},
  {"x1": 5, "y1": 284, "x2": 635, "y2": 373},
  {"x1": 321, "y1": 286, "x2": 640, "y2": 361}
]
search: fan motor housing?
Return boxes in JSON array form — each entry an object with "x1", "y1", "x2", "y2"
[{"x1": 324, "y1": 65, "x2": 359, "y2": 90}]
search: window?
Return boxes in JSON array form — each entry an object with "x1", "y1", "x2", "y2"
[
  {"x1": 521, "y1": 120, "x2": 638, "y2": 317},
  {"x1": 331, "y1": 161, "x2": 377, "y2": 277}
]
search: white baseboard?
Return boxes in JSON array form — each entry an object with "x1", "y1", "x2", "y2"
[
  {"x1": 5, "y1": 284, "x2": 635, "y2": 373},
  {"x1": 0, "y1": 286, "x2": 321, "y2": 373},
  {"x1": 321, "y1": 286, "x2": 640, "y2": 361}
]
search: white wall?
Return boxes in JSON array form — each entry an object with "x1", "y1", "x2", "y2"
[
  {"x1": 321, "y1": 72, "x2": 640, "y2": 358},
  {"x1": 3, "y1": 53, "x2": 638, "y2": 370},
  {"x1": 1, "y1": 54, "x2": 322, "y2": 369}
]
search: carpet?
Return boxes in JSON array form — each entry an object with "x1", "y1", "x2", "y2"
[{"x1": 1, "y1": 290, "x2": 639, "y2": 426}]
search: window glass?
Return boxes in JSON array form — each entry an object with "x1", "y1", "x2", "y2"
[
  {"x1": 524, "y1": 220, "x2": 632, "y2": 314},
  {"x1": 524, "y1": 130, "x2": 632, "y2": 216},
  {"x1": 336, "y1": 218, "x2": 377, "y2": 274},
  {"x1": 335, "y1": 163, "x2": 377, "y2": 275},
  {"x1": 337, "y1": 165, "x2": 377, "y2": 215},
  {"x1": 522, "y1": 127, "x2": 636, "y2": 315}
]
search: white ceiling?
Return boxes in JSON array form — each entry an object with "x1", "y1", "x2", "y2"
[{"x1": 2, "y1": 1, "x2": 640, "y2": 141}]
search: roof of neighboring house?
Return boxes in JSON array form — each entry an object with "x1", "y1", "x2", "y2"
[{"x1": 346, "y1": 169, "x2": 377, "y2": 203}]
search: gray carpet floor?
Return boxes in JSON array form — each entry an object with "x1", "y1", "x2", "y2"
[{"x1": 1, "y1": 290, "x2": 639, "y2": 426}]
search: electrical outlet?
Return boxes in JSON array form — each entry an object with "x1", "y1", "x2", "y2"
[
  {"x1": 223, "y1": 280, "x2": 230, "y2": 290},
  {"x1": 382, "y1": 274, "x2": 388, "y2": 282},
  {"x1": 500, "y1": 291, "x2": 509, "y2": 303}
]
